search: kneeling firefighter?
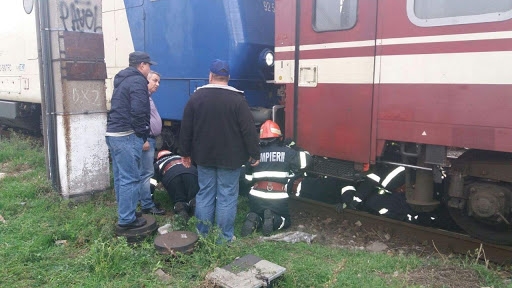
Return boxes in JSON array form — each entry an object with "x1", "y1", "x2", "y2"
[
  {"x1": 242, "y1": 120, "x2": 312, "y2": 236},
  {"x1": 152, "y1": 150, "x2": 199, "y2": 221}
]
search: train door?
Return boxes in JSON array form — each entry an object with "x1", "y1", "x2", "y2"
[{"x1": 276, "y1": 0, "x2": 378, "y2": 164}]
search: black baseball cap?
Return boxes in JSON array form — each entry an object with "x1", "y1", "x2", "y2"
[{"x1": 129, "y1": 51, "x2": 157, "y2": 65}]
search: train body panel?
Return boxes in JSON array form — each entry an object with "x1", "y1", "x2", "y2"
[
  {"x1": 2, "y1": 0, "x2": 277, "y2": 132},
  {"x1": 122, "y1": 0, "x2": 277, "y2": 120},
  {"x1": 375, "y1": 0, "x2": 512, "y2": 155},
  {"x1": 275, "y1": 0, "x2": 377, "y2": 163},
  {"x1": 275, "y1": 0, "x2": 512, "y2": 245},
  {"x1": 0, "y1": 4, "x2": 40, "y2": 104},
  {"x1": 103, "y1": 0, "x2": 137, "y2": 107},
  {"x1": 0, "y1": 3, "x2": 42, "y2": 131},
  {"x1": 275, "y1": 0, "x2": 512, "y2": 163}
]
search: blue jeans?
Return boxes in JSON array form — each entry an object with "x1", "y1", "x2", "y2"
[
  {"x1": 106, "y1": 134, "x2": 144, "y2": 225},
  {"x1": 195, "y1": 165, "x2": 241, "y2": 242},
  {"x1": 139, "y1": 137, "x2": 156, "y2": 209}
]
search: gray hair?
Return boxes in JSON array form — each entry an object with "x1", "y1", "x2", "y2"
[{"x1": 147, "y1": 70, "x2": 161, "y2": 80}]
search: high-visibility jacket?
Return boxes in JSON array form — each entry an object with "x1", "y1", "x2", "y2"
[
  {"x1": 245, "y1": 141, "x2": 312, "y2": 216},
  {"x1": 340, "y1": 166, "x2": 411, "y2": 220}
]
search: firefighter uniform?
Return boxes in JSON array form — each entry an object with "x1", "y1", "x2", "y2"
[
  {"x1": 293, "y1": 175, "x2": 346, "y2": 205},
  {"x1": 152, "y1": 150, "x2": 199, "y2": 220},
  {"x1": 242, "y1": 120, "x2": 312, "y2": 236},
  {"x1": 340, "y1": 166, "x2": 412, "y2": 221}
]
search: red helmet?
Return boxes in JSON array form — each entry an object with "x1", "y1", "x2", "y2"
[
  {"x1": 260, "y1": 120, "x2": 282, "y2": 139},
  {"x1": 157, "y1": 150, "x2": 172, "y2": 160}
]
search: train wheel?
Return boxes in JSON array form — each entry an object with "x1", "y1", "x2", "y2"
[{"x1": 448, "y1": 208, "x2": 512, "y2": 245}]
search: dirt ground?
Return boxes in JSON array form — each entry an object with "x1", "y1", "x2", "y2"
[{"x1": 287, "y1": 205, "x2": 512, "y2": 288}]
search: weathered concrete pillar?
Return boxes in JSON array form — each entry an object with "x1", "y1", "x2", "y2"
[{"x1": 41, "y1": 0, "x2": 109, "y2": 198}]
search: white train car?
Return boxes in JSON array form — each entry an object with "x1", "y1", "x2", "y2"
[
  {"x1": 0, "y1": 2, "x2": 41, "y2": 131},
  {"x1": 0, "y1": 1, "x2": 135, "y2": 132}
]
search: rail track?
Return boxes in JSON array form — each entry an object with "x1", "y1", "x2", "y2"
[{"x1": 290, "y1": 196, "x2": 512, "y2": 265}]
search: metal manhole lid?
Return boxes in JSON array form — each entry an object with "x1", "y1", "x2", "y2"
[
  {"x1": 115, "y1": 214, "x2": 157, "y2": 237},
  {"x1": 154, "y1": 230, "x2": 198, "y2": 255}
]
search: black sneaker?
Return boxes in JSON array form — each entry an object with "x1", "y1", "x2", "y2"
[
  {"x1": 241, "y1": 212, "x2": 261, "y2": 237},
  {"x1": 262, "y1": 209, "x2": 274, "y2": 236},
  {"x1": 141, "y1": 206, "x2": 166, "y2": 215},
  {"x1": 118, "y1": 217, "x2": 147, "y2": 229}
]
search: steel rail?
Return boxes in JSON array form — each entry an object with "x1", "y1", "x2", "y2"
[{"x1": 290, "y1": 196, "x2": 512, "y2": 265}]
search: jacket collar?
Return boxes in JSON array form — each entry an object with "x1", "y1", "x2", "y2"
[{"x1": 196, "y1": 84, "x2": 244, "y2": 94}]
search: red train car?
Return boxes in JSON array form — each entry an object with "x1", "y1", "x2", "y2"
[{"x1": 274, "y1": 0, "x2": 512, "y2": 244}]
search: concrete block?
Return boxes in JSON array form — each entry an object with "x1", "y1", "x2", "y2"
[{"x1": 206, "y1": 254, "x2": 286, "y2": 288}]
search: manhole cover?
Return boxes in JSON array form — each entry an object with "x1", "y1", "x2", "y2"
[
  {"x1": 115, "y1": 214, "x2": 157, "y2": 243},
  {"x1": 154, "y1": 230, "x2": 198, "y2": 255}
]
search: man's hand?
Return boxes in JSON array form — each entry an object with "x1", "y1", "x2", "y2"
[
  {"x1": 182, "y1": 156, "x2": 192, "y2": 168},
  {"x1": 142, "y1": 141, "x2": 150, "y2": 151},
  {"x1": 248, "y1": 157, "x2": 260, "y2": 167}
]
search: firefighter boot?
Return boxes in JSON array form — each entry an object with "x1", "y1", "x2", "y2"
[
  {"x1": 262, "y1": 209, "x2": 275, "y2": 236},
  {"x1": 241, "y1": 212, "x2": 261, "y2": 237},
  {"x1": 174, "y1": 202, "x2": 190, "y2": 222}
]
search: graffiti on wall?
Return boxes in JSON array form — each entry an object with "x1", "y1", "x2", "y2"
[
  {"x1": 72, "y1": 88, "x2": 100, "y2": 105},
  {"x1": 59, "y1": 0, "x2": 102, "y2": 33}
]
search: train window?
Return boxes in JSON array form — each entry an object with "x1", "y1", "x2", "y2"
[
  {"x1": 313, "y1": 0, "x2": 358, "y2": 32},
  {"x1": 407, "y1": 0, "x2": 512, "y2": 27}
]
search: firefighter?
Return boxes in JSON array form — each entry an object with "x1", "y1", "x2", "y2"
[
  {"x1": 152, "y1": 150, "x2": 199, "y2": 221},
  {"x1": 241, "y1": 120, "x2": 313, "y2": 237},
  {"x1": 340, "y1": 172, "x2": 381, "y2": 210},
  {"x1": 339, "y1": 166, "x2": 413, "y2": 221},
  {"x1": 292, "y1": 175, "x2": 346, "y2": 205}
]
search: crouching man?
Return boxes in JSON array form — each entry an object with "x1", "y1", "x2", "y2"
[
  {"x1": 242, "y1": 120, "x2": 312, "y2": 236},
  {"x1": 152, "y1": 150, "x2": 199, "y2": 221}
]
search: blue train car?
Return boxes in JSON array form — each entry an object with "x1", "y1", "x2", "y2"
[
  {"x1": 124, "y1": 0, "x2": 277, "y2": 124},
  {"x1": 0, "y1": 1, "x2": 278, "y2": 140}
]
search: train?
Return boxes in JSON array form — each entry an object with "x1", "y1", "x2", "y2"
[
  {"x1": 1, "y1": 0, "x2": 512, "y2": 245},
  {"x1": 274, "y1": 0, "x2": 512, "y2": 245},
  {"x1": 0, "y1": 0, "x2": 279, "y2": 136}
]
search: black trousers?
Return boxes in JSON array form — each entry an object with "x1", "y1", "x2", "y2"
[
  {"x1": 270, "y1": 212, "x2": 291, "y2": 231},
  {"x1": 163, "y1": 173, "x2": 199, "y2": 204},
  {"x1": 249, "y1": 195, "x2": 291, "y2": 230}
]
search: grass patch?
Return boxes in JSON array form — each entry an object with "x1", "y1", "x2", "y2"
[{"x1": 0, "y1": 134, "x2": 508, "y2": 287}]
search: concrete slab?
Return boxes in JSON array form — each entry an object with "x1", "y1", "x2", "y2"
[{"x1": 206, "y1": 254, "x2": 286, "y2": 288}]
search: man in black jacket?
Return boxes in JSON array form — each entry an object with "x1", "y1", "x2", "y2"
[
  {"x1": 106, "y1": 51, "x2": 155, "y2": 229},
  {"x1": 180, "y1": 59, "x2": 260, "y2": 242},
  {"x1": 242, "y1": 120, "x2": 312, "y2": 236}
]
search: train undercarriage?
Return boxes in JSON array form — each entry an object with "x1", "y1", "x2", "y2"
[
  {"x1": 306, "y1": 142, "x2": 512, "y2": 245},
  {"x1": 446, "y1": 149, "x2": 512, "y2": 245},
  {"x1": 0, "y1": 101, "x2": 41, "y2": 134},
  {"x1": 388, "y1": 145, "x2": 511, "y2": 245}
]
